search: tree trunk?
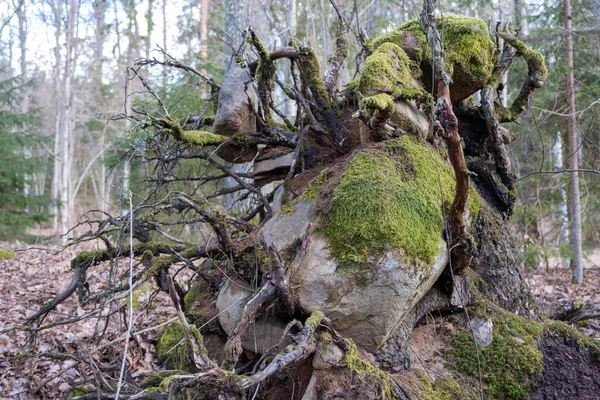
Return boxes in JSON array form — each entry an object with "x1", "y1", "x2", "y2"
[
  {"x1": 563, "y1": 0, "x2": 584, "y2": 284},
  {"x1": 553, "y1": 132, "x2": 570, "y2": 269}
]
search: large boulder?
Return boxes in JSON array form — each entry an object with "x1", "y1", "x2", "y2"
[
  {"x1": 213, "y1": 63, "x2": 259, "y2": 163},
  {"x1": 372, "y1": 14, "x2": 497, "y2": 103},
  {"x1": 215, "y1": 278, "x2": 292, "y2": 354},
  {"x1": 261, "y1": 136, "x2": 480, "y2": 352}
]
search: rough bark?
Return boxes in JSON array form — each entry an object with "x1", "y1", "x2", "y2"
[{"x1": 563, "y1": 0, "x2": 584, "y2": 284}]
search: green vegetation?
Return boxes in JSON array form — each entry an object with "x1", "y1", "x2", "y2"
[
  {"x1": 280, "y1": 168, "x2": 329, "y2": 215},
  {"x1": 449, "y1": 310, "x2": 543, "y2": 399},
  {"x1": 156, "y1": 323, "x2": 189, "y2": 370},
  {"x1": 348, "y1": 42, "x2": 429, "y2": 104},
  {"x1": 323, "y1": 136, "x2": 479, "y2": 267},
  {"x1": 417, "y1": 372, "x2": 479, "y2": 400},
  {"x1": 0, "y1": 248, "x2": 14, "y2": 260},
  {"x1": 0, "y1": 74, "x2": 50, "y2": 240},
  {"x1": 374, "y1": 14, "x2": 496, "y2": 85},
  {"x1": 342, "y1": 338, "x2": 396, "y2": 399},
  {"x1": 448, "y1": 298, "x2": 600, "y2": 399}
]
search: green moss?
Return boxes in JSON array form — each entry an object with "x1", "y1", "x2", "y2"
[
  {"x1": 180, "y1": 130, "x2": 226, "y2": 146},
  {"x1": 0, "y1": 248, "x2": 14, "y2": 260},
  {"x1": 305, "y1": 310, "x2": 324, "y2": 328},
  {"x1": 156, "y1": 323, "x2": 189, "y2": 370},
  {"x1": 417, "y1": 372, "x2": 479, "y2": 400},
  {"x1": 467, "y1": 185, "x2": 481, "y2": 221},
  {"x1": 324, "y1": 136, "x2": 479, "y2": 267},
  {"x1": 364, "y1": 93, "x2": 395, "y2": 115},
  {"x1": 375, "y1": 14, "x2": 496, "y2": 86},
  {"x1": 162, "y1": 117, "x2": 226, "y2": 147},
  {"x1": 280, "y1": 169, "x2": 329, "y2": 215},
  {"x1": 66, "y1": 386, "x2": 89, "y2": 399},
  {"x1": 342, "y1": 339, "x2": 396, "y2": 399},
  {"x1": 449, "y1": 310, "x2": 543, "y2": 399},
  {"x1": 543, "y1": 320, "x2": 600, "y2": 358},
  {"x1": 350, "y1": 42, "x2": 428, "y2": 104},
  {"x1": 183, "y1": 279, "x2": 211, "y2": 320}
]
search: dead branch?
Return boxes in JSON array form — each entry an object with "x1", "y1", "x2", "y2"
[
  {"x1": 496, "y1": 31, "x2": 547, "y2": 122},
  {"x1": 239, "y1": 311, "x2": 324, "y2": 389},
  {"x1": 552, "y1": 301, "x2": 600, "y2": 325},
  {"x1": 481, "y1": 86, "x2": 516, "y2": 195},
  {"x1": 168, "y1": 275, "x2": 218, "y2": 371},
  {"x1": 248, "y1": 29, "x2": 276, "y2": 121},
  {"x1": 324, "y1": 0, "x2": 349, "y2": 94},
  {"x1": 421, "y1": 0, "x2": 474, "y2": 274},
  {"x1": 224, "y1": 245, "x2": 291, "y2": 367}
]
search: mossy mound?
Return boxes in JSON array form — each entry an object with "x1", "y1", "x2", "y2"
[
  {"x1": 349, "y1": 42, "x2": 427, "y2": 103},
  {"x1": 373, "y1": 14, "x2": 496, "y2": 102},
  {"x1": 156, "y1": 323, "x2": 189, "y2": 370},
  {"x1": 322, "y1": 135, "x2": 480, "y2": 266},
  {"x1": 445, "y1": 296, "x2": 600, "y2": 400},
  {"x1": 449, "y1": 310, "x2": 543, "y2": 399}
]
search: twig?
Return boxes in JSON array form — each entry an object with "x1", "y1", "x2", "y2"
[{"x1": 115, "y1": 192, "x2": 135, "y2": 399}]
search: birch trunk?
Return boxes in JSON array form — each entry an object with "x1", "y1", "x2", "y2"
[{"x1": 553, "y1": 132, "x2": 570, "y2": 269}]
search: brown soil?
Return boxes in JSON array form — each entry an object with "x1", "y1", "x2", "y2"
[{"x1": 530, "y1": 334, "x2": 600, "y2": 400}]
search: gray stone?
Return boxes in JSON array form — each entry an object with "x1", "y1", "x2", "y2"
[
  {"x1": 254, "y1": 152, "x2": 294, "y2": 176},
  {"x1": 213, "y1": 63, "x2": 258, "y2": 163},
  {"x1": 260, "y1": 199, "x2": 315, "y2": 252},
  {"x1": 389, "y1": 100, "x2": 429, "y2": 138},
  {"x1": 261, "y1": 199, "x2": 449, "y2": 352},
  {"x1": 215, "y1": 279, "x2": 290, "y2": 354},
  {"x1": 451, "y1": 275, "x2": 471, "y2": 308},
  {"x1": 301, "y1": 375, "x2": 318, "y2": 400},
  {"x1": 313, "y1": 341, "x2": 344, "y2": 369},
  {"x1": 467, "y1": 317, "x2": 493, "y2": 348},
  {"x1": 272, "y1": 185, "x2": 285, "y2": 214}
]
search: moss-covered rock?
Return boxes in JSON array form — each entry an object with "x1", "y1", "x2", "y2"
[
  {"x1": 156, "y1": 323, "x2": 189, "y2": 370},
  {"x1": 262, "y1": 137, "x2": 482, "y2": 351},
  {"x1": 324, "y1": 135, "x2": 479, "y2": 266},
  {"x1": 373, "y1": 14, "x2": 496, "y2": 102},
  {"x1": 449, "y1": 310, "x2": 543, "y2": 399},
  {"x1": 350, "y1": 43, "x2": 426, "y2": 101}
]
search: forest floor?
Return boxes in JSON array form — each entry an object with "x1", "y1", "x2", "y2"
[{"x1": 0, "y1": 242, "x2": 598, "y2": 399}]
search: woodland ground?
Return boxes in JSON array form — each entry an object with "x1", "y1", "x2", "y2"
[{"x1": 0, "y1": 242, "x2": 599, "y2": 399}]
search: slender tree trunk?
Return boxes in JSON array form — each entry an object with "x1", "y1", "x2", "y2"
[
  {"x1": 16, "y1": 2, "x2": 31, "y2": 202},
  {"x1": 93, "y1": 0, "x2": 107, "y2": 212},
  {"x1": 563, "y1": 0, "x2": 584, "y2": 283},
  {"x1": 553, "y1": 132, "x2": 570, "y2": 269},
  {"x1": 146, "y1": 0, "x2": 154, "y2": 57},
  {"x1": 60, "y1": 0, "x2": 78, "y2": 241},
  {"x1": 590, "y1": 0, "x2": 600, "y2": 55},
  {"x1": 51, "y1": 0, "x2": 63, "y2": 234}
]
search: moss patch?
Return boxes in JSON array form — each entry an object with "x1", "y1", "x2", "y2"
[
  {"x1": 364, "y1": 93, "x2": 395, "y2": 115},
  {"x1": 281, "y1": 169, "x2": 329, "y2": 215},
  {"x1": 180, "y1": 130, "x2": 226, "y2": 146},
  {"x1": 416, "y1": 372, "x2": 479, "y2": 400},
  {"x1": 342, "y1": 339, "x2": 396, "y2": 399},
  {"x1": 162, "y1": 117, "x2": 226, "y2": 147},
  {"x1": 156, "y1": 323, "x2": 189, "y2": 370},
  {"x1": 543, "y1": 320, "x2": 600, "y2": 358},
  {"x1": 449, "y1": 309, "x2": 544, "y2": 400},
  {"x1": 374, "y1": 14, "x2": 496, "y2": 85},
  {"x1": 323, "y1": 136, "x2": 479, "y2": 266},
  {"x1": 349, "y1": 42, "x2": 428, "y2": 104},
  {"x1": 0, "y1": 248, "x2": 14, "y2": 260}
]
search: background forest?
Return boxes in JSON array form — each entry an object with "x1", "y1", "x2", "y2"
[{"x1": 1, "y1": 0, "x2": 600, "y2": 398}]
